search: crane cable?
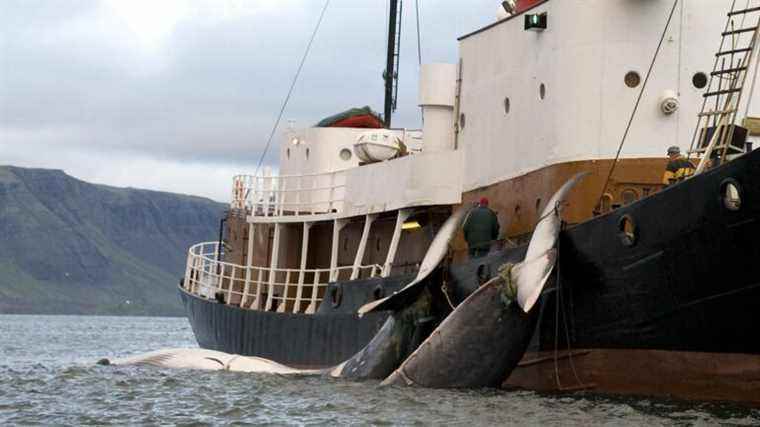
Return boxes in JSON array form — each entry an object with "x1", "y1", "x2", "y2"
[
  {"x1": 253, "y1": 0, "x2": 331, "y2": 177},
  {"x1": 415, "y1": 0, "x2": 424, "y2": 124},
  {"x1": 596, "y1": 0, "x2": 679, "y2": 211}
]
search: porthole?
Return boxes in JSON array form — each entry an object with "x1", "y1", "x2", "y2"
[
  {"x1": 460, "y1": 113, "x2": 466, "y2": 129},
  {"x1": 621, "y1": 189, "x2": 639, "y2": 206},
  {"x1": 618, "y1": 215, "x2": 637, "y2": 247},
  {"x1": 721, "y1": 179, "x2": 742, "y2": 211},
  {"x1": 692, "y1": 72, "x2": 708, "y2": 89},
  {"x1": 330, "y1": 284, "x2": 343, "y2": 308},
  {"x1": 372, "y1": 284, "x2": 385, "y2": 301},
  {"x1": 504, "y1": 97, "x2": 511, "y2": 115},
  {"x1": 339, "y1": 148, "x2": 352, "y2": 161},
  {"x1": 539, "y1": 83, "x2": 546, "y2": 100},
  {"x1": 625, "y1": 71, "x2": 641, "y2": 88}
]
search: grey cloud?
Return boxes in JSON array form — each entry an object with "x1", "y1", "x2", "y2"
[{"x1": 1, "y1": 0, "x2": 497, "y2": 189}]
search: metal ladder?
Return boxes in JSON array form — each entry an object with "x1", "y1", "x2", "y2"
[{"x1": 689, "y1": 1, "x2": 760, "y2": 173}]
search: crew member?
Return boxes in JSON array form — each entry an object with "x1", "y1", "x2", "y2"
[
  {"x1": 662, "y1": 146, "x2": 695, "y2": 186},
  {"x1": 463, "y1": 197, "x2": 500, "y2": 259}
]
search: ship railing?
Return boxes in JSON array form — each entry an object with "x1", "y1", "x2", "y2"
[
  {"x1": 231, "y1": 170, "x2": 346, "y2": 219},
  {"x1": 183, "y1": 242, "x2": 382, "y2": 314}
]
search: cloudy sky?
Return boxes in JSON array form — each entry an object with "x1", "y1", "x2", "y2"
[{"x1": 0, "y1": 0, "x2": 497, "y2": 202}]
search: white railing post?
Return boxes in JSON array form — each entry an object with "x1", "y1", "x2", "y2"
[
  {"x1": 252, "y1": 268, "x2": 264, "y2": 310},
  {"x1": 241, "y1": 223, "x2": 255, "y2": 307},
  {"x1": 306, "y1": 270, "x2": 321, "y2": 314},
  {"x1": 384, "y1": 209, "x2": 412, "y2": 277},
  {"x1": 265, "y1": 223, "x2": 281, "y2": 311},
  {"x1": 278, "y1": 270, "x2": 291, "y2": 313},
  {"x1": 294, "y1": 222, "x2": 312, "y2": 313},
  {"x1": 351, "y1": 214, "x2": 377, "y2": 280},
  {"x1": 226, "y1": 265, "x2": 235, "y2": 304},
  {"x1": 329, "y1": 219, "x2": 349, "y2": 282}
]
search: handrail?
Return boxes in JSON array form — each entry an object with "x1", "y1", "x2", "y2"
[
  {"x1": 183, "y1": 242, "x2": 382, "y2": 314},
  {"x1": 231, "y1": 170, "x2": 347, "y2": 218}
]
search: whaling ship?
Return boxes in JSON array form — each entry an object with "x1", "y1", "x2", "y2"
[{"x1": 179, "y1": 0, "x2": 760, "y2": 404}]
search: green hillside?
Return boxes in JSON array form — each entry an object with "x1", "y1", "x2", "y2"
[{"x1": 0, "y1": 166, "x2": 225, "y2": 316}]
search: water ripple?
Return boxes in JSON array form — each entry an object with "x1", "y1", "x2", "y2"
[{"x1": 0, "y1": 315, "x2": 758, "y2": 425}]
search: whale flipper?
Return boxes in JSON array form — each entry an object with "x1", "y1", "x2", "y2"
[{"x1": 358, "y1": 207, "x2": 470, "y2": 316}]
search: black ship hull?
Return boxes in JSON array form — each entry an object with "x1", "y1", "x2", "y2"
[{"x1": 181, "y1": 148, "x2": 760, "y2": 402}]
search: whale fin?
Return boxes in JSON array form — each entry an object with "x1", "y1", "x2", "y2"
[
  {"x1": 517, "y1": 172, "x2": 588, "y2": 312},
  {"x1": 358, "y1": 207, "x2": 470, "y2": 316}
]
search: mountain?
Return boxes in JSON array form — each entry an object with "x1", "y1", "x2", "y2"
[{"x1": 0, "y1": 166, "x2": 226, "y2": 316}]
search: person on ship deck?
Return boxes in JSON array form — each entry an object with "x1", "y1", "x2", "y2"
[
  {"x1": 463, "y1": 197, "x2": 500, "y2": 259},
  {"x1": 662, "y1": 146, "x2": 695, "y2": 186}
]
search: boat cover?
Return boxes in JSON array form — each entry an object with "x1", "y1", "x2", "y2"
[{"x1": 316, "y1": 106, "x2": 384, "y2": 128}]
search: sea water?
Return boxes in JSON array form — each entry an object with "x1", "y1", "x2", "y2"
[{"x1": 0, "y1": 315, "x2": 757, "y2": 426}]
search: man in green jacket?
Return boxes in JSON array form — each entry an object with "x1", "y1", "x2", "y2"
[{"x1": 463, "y1": 197, "x2": 500, "y2": 259}]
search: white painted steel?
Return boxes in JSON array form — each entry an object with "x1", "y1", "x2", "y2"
[
  {"x1": 342, "y1": 150, "x2": 463, "y2": 217},
  {"x1": 232, "y1": 170, "x2": 347, "y2": 220},
  {"x1": 351, "y1": 214, "x2": 377, "y2": 280},
  {"x1": 265, "y1": 223, "x2": 282, "y2": 312},
  {"x1": 241, "y1": 223, "x2": 255, "y2": 307},
  {"x1": 294, "y1": 222, "x2": 312, "y2": 314},
  {"x1": 184, "y1": 242, "x2": 382, "y2": 314},
  {"x1": 383, "y1": 209, "x2": 412, "y2": 277},
  {"x1": 456, "y1": 0, "x2": 760, "y2": 192},
  {"x1": 330, "y1": 219, "x2": 349, "y2": 282},
  {"x1": 419, "y1": 63, "x2": 457, "y2": 153}
]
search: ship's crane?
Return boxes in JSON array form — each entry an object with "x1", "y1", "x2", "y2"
[{"x1": 384, "y1": 0, "x2": 403, "y2": 128}]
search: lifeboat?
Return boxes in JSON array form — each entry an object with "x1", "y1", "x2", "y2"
[{"x1": 353, "y1": 129, "x2": 403, "y2": 163}]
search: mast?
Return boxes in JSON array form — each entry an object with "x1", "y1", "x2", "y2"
[{"x1": 384, "y1": 0, "x2": 402, "y2": 128}]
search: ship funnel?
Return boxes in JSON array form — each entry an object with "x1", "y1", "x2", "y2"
[{"x1": 419, "y1": 63, "x2": 457, "y2": 153}]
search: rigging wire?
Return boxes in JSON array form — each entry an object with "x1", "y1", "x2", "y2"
[
  {"x1": 596, "y1": 0, "x2": 679, "y2": 211},
  {"x1": 253, "y1": 0, "x2": 331, "y2": 177},
  {"x1": 415, "y1": 0, "x2": 424, "y2": 125},
  {"x1": 415, "y1": 0, "x2": 422, "y2": 67}
]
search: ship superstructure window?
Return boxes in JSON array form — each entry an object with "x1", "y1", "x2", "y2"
[
  {"x1": 539, "y1": 83, "x2": 546, "y2": 100},
  {"x1": 504, "y1": 97, "x2": 511, "y2": 115},
  {"x1": 340, "y1": 148, "x2": 352, "y2": 161},
  {"x1": 286, "y1": 148, "x2": 291, "y2": 159},
  {"x1": 693, "y1": 72, "x2": 708, "y2": 89},
  {"x1": 524, "y1": 12, "x2": 547, "y2": 31},
  {"x1": 306, "y1": 148, "x2": 310, "y2": 159},
  {"x1": 625, "y1": 71, "x2": 641, "y2": 88},
  {"x1": 460, "y1": 113, "x2": 466, "y2": 129}
]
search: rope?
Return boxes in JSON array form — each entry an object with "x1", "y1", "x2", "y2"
[
  {"x1": 253, "y1": 0, "x2": 331, "y2": 177},
  {"x1": 557, "y1": 221, "x2": 584, "y2": 387},
  {"x1": 596, "y1": 0, "x2": 679, "y2": 210}
]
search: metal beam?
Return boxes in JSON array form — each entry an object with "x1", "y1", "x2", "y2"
[
  {"x1": 351, "y1": 214, "x2": 378, "y2": 280},
  {"x1": 384, "y1": 209, "x2": 412, "y2": 277}
]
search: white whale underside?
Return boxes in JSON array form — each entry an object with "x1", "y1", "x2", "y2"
[{"x1": 109, "y1": 348, "x2": 321, "y2": 375}]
